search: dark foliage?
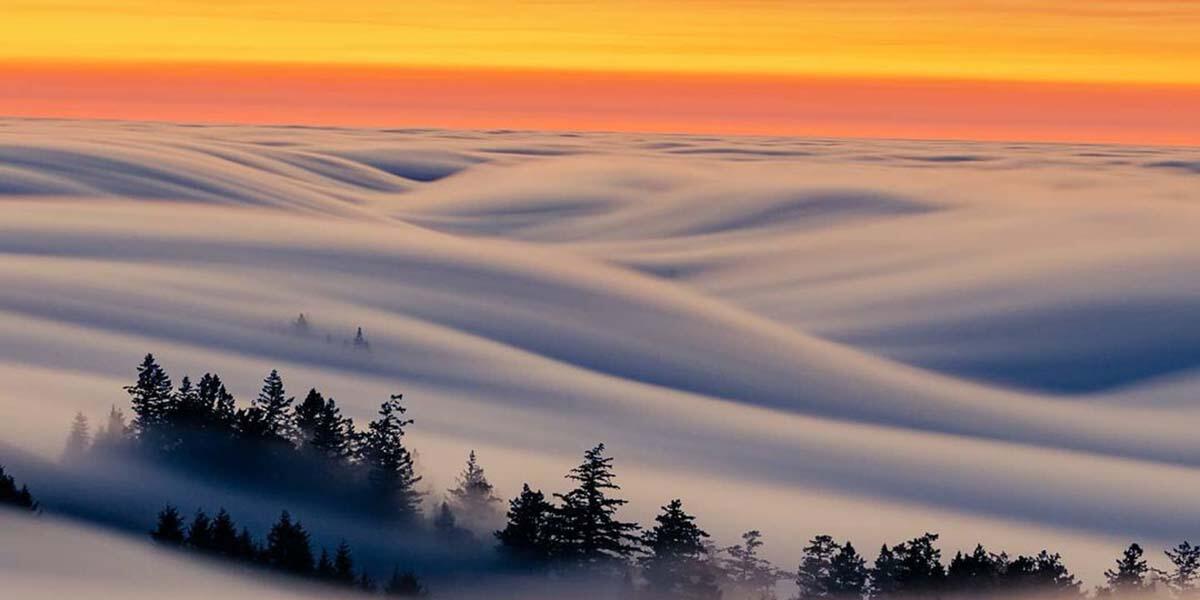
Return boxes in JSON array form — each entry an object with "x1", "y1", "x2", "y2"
[{"x1": 0, "y1": 465, "x2": 38, "y2": 511}]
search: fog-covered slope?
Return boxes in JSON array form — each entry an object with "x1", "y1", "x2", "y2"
[{"x1": 2, "y1": 118, "x2": 1199, "y2": 578}]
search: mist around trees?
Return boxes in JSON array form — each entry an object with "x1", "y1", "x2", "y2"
[{"x1": 5, "y1": 353, "x2": 1198, "y2": 599}]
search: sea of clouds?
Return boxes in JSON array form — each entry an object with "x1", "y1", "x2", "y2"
[{"x1": 1, "y1": 118, "x2": 1199, "y2": 591}]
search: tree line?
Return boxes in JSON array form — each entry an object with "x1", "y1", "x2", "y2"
[
  {"x1": 149, "y1": 504, "x2": 423, "y2": 596},
  {"x1": 38, "y1": 354, "x2": 1200, "y2": 600}
]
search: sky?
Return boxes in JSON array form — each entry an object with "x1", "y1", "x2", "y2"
[{"x1": 2, "y1": 0, "x2": 1199, "y2": 144}]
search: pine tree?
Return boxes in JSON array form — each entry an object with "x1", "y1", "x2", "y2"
[
  {"x1": 358, "y1": 572, "x2": 378, "y2": 593},
  {"x1": 496, "y1": 483, "x2": 555, "y2": 564},
  {"x1": 126, "y1": 354, "x2": 174, "y2": 448},
  {"x1": 295, "y1": 388, "x2": 326, "y2": 445},
  {"x1": 871, "y1": 534, "x2": 945, "y2": 599},
  {"x1": 92, "y1": 405, "x2": 130, "y2": 454},
  {"x1": 447, "y1": 450, "x2": 501, "y2": 527},
  {"x1": 151, "y1": 505, "x2": 186, "y2": 546},
  {"x1": 796, "y1": 535, "x2": 840, "y2": 600},
  {"x1": 1103, "y1": 544, "x2": 1150, "y2": 597},
  {"x1": 253, "y1": 370, "x2": 297, "y2": 442},
  {"x1": 62, "y1": 411, "x2": 91, "y2": 462},
  {"x1": 354, "y1": 327, "x2": 370, "y2": 351},
  {"x1": 334, "y1": 540, "x2": 356, "y2": 584},
  {"x1": 945, "y1": 544, "x2": 1008, "y2": 596},
  {"x1": 236, "y1": 527, "x2": 259, "y2": 561},
  {"x1": 1005, "y1": 551, "x2": 1080, "y2": 597},
  {"x1": 0, "y1": 465, "x2": 38, "y2": 511},
  {"x1": 198, "y1": 373, "x2": 236, "y2": 429},
  {"x1": 316, "y1": 548, "x2": 335, "y2": 580},
  {"x1": 827, "y1": 542, "x2": 869, "y2": 600},
  {"x1": 434, "y1": 501, "x2": 473, "y2": 545},
  {"x1": 186, "y1": 509, "x2": 214, "y2": 551},
  {"x1": 310, "y1": 397, "x2": 354, "y2": 463},
  {"x1": 551, "y1": 443, "x2": 640, "y2": 570},
  {"x1": 210, "y1": 508, "x2": 239, "y2": 557},
  {"x1": 265, "y1": 510, "x2": 315, "y2": 574},
  {"x1": 639, "y1": 499, "x2": 720, "y2": 600},
  {"x1": 363, "y1": 395, "x2": 423, "y2": 522},
  {"x1": 722, "y1": 530, "x2": 784, "y2": 600},
  {"x1": 1163, "y1": 542, "x2": 1200, "y2": 598},
  {"x1": 384, "y1": 567, "x2": 425, "y2": 597}
]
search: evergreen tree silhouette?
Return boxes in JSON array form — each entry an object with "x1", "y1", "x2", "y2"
[
  {"x1": 186, "y1": 509, "x2": 214, "y2": 551},
  {"x1": 316, "y1": 547, "x2": 335, "y2": 579},
  {"x1": 253, "y1": 370, "x2": 297, "y2": 442},
  {"x1": 151, "y1": 505, "x2": 186, "y2": 546},
  {"x1": 354, "y1": 327, "x2": 370, "y2": 351},
  {"x1": 447, "y1": 450, "x2": 501, "y2": 526},
  {"x1": 236, "y1": 527, "x2": 259, "y2": 561},
  {"x1": 0, "y1": 465, "x2": 38, "y2": 511},
  {"x1": 358, "y1": 572, "x2": 378, "y2": 593},
  {"x1": 434, "y1": 501, "x2": 474, "y2": 545},
  {"x1": 126, "y1": 354, "x2": 174, "y2": 449},
  {"x1": 334, "y1": 540, "x2": 356, "y2": 584},
  {"x1": 1102, "y1": 544, "x2": 1150, "y2": 597},
  {"x1": 551, "y1": 443, "x2": 640, "y2": 570},
  {"x1": 1005, "y1": 551, "x2": 1080, "y2": 597},
  {"x1": 1162, "y1": 542, "x2": 1200, "y2": 598},
  {"x1": 722, "y1": 530, "x2": 784, "y2": 600},
  {"x1": 210, "y1": 508, "x2": 239, "y2": 556},
  {"x1": 384, "y1": 567, "x2": 425, "y2": 597},
  {"x1": 265, "y1": 510, "x2": 315, "y2": 574},
  {"x1": 295, "y1": 388, "x2": 326, "y2": 445},
  {"x1": 92, "y1": 405, "x2": 130, "y2": 454},
  {"x1": 198, "y1": 373, "x2": 236, "y2": 428},
  {"x1": 827, "y1": 541, "x2": 869, "y2": 600},
  {"x1": 945, "y1": 544, "x2": 1008, "y2": 596},
  {"x1": 363, "y1": 395, "x2": 423, "y2": 522},
  {"x1": 293, "y1": 313, "x2": 311, "y2": 335},
  {"x1": 310, "y1": 397, "x2": 355, "y2": 463},
  {"x1": 871, "y1": 533, "x2": 945, "y2": 599},
  {"x1": 496, "y1": 483, "x2": 555, "y2": 565},
  {"x1": 639, "y1": 498, "x2": 720, "y2": 600},
  {"x1": 796, "y1": 535, "x2": 839, "y2": 600},
  {"x1": 62, "y1": 411, "x2": 91, "y2": 462}
]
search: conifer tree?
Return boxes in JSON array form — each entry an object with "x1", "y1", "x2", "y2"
[
  {"x1": 62, "y1": 411, "x2": 91, "y2": 462},
  {"x1": 210, "y1": 508, "x2": 239, "y2": 557},
  {"x1": 796, "y1": 535, "x2": 840, "y2": 600},
  {"x1": 363, "y1": 395, "x2": 423, "y2": 522},
  {"x1": 496, "y1": 483, "x2": 555, "y2": 564},
  {"x1": 827, "y1": 542, "x2": 869, "y2": 600},
  {"x1": 295, "y1": 388, "x2": 326, "y2": 445},
  {"x1": 1102, "y1": 544, "x2": 1151, "y2": 597},
  {"x1": 447, "y1": 450, "x2": 501, "y2": 527},
  {"x1": 945, "y1": 544, "x2": 1008, "y2": 596},
  {"x1": 198, "y1": 373, "x2": 236, "y2": 428},
  {"x1": 1163, "y1": 542, "x2": 1200, "y2": 598},
  {"x1": 358, "y1": 572, "x2": 378, "y2": 593},
  {"x1": 551, "y1": 443, "x2": 640, "y2": 569},
  {"x1": 722, "y1": 530, "x2": 784, "y2": 600},
  {"x1": 126, "y1": 354, "x2": 174, "y2": 448},
  {"x1": 316, "y1": 548, "x2": 335, "y2": 579},
  {"x1": 236, "y1": 527, "x2": 259, "y2": 561},
  {"x1": 1005, "y1": 551, "x2": 1080, "y2": 597},
  {"x1": 0, "y1": 465, "x2": 38, "y2": 511},
  {"x1": 434, "y1": 501, "x2": 473, "y2": 545},
  {"x1": 871, "y1": 533, "x2": 945, "y2": 599},
  {"x1": 310, "y1": 397, "x2": 355, "y2": 463},
  {"x1": 354, "y1": 327, "x2": 370, "y2": 351},
  {"x1": 92, "y1": 405, "x2": 130, "y2": 454},
  {"x1": 253, "y1": 370, "x2": 297, "y2": 442},
  {"x1": 151, "y1": 505, "x2": 186, "y2": 546},
  {"x1": 186, "y1": 509, "x2": 214, "y2": 551},
  {"x1": 384, "y1": 567, "x2": 425, "y2": 597},
  {"x1": 639, "y1": 499, "x2": 721, "y2": 600},
  {"x1": 334, "y1": 540, "x2": 356, "y2": 584},
  {"x1": 265, "y1": 510, "x2": 315, "y2": 574}
]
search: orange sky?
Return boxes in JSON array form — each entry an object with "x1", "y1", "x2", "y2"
[{"x1": 3, "y1": 1, "x2": 1199, "y2": 144}]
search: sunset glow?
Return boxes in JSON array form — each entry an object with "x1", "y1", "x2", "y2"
[{"x1": 3, "y1": 1, "x2": 1199, "y2": 143}]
